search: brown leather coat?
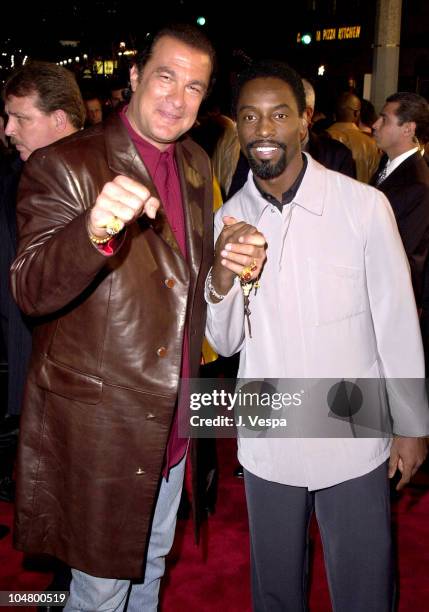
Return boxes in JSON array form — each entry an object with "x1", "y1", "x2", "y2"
[{"x1": 10, "y1": 114, "x2": 213, "y2": 578}]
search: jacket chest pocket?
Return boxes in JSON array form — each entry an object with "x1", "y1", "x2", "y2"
[{"x1": 308, "y1": 258, "x2": 366, "y2": 326}]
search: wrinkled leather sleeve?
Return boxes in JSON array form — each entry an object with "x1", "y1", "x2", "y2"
[{"x1": 10, "y1": 150, "x2": 123, "y2": 317}]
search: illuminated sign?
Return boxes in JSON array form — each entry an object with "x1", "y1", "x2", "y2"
[
  {"x1": 94, "y1": 60, "x2": 118, "y2": 75},
  {"x1": 314, "y1": 25, "x2": 361, "y2": 41}
]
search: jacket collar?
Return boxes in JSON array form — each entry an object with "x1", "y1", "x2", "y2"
[
  {"x1": 103, "y1": 113, "x2": 207, "y2": 265},
  {"x1": 244, "y1": 152, "x2": 326, "y2": 219},
  {"x1": 380, "y1": 150, "x2": 421, "y2": 188}
]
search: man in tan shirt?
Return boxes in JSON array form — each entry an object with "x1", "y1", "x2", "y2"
[{"x1": 328, "y1": 91, "x2": 380, "y2": 183}]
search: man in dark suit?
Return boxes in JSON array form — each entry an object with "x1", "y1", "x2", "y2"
[
  {"x1": 372, "y1": 92, "x2": 429, "y2": 308},
  {"x1": 372, "y1": 92, "x2": 429, "y2": 371}
]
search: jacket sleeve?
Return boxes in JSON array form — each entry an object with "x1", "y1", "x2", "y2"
[
  {"x1": 393, "y1": 182, "x2": 429, "y2": 307},
  {"x1": 364, "y1": 189, "x2": 429, "y2": 435},
  {"x1": 204, "y1": 208, "x2": 245, "y2": 357},
  {"x1": 10, "y1": 151, "x2": 123, "y2": 317}
]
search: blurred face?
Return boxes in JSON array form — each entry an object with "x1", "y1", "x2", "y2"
[
  {"x1": 372, "y1": 101, "x2": 413, "y2": 157},
  {"x1": 5, "y1": 93, "x2": 61, "y2": 161},
  {"x1": 85, "y1": 98, "x2": 103, "y2": 125},
  {"x1": 237, "y1": 77, "x2": 306, "y2": 181},
  {"x1": 110, "y1": 88, "x2": 125, "y2": 108},
  {"x1": 127, "y1": 35, "x2": 212, "y2": 150}
]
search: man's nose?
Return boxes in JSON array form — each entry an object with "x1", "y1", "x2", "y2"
[
  {"x1": 256, "y1": 116, "x2": 275, "y2": 138},
  {"x1": 4, "y1": 117, "x2": 14, "y2": 137},
  {"x1": 166, "y1": 85, "x2": 185, "y2": 109}
]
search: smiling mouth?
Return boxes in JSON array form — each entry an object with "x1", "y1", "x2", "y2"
[
  {"x1": 158, "y1": 109, "x2": 182, "y2": 123},
  {"x1": 255, "y1": 146, "x2": 278, "y2": 153}
]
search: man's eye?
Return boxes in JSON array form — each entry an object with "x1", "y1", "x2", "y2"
[
  {"x1": 188, "y1": 84, "x2": 203, "y2": 95},
  {"x1": 243, "y1": 114, "x2": 256, "y2": 122},
  {"x1": 275, "y1": 113, "x2": 288, "y2": 120},
  {"x1": 159, "y1": 74, "x2": 172, "y2": 82}
]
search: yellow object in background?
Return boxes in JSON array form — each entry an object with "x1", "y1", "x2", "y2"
[{"x1": 201, "y1": 175, "x2": 223, "y2": 364}]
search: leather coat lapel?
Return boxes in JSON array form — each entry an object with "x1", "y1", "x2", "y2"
[
  {"x1": 103, "y1": 113, "x2": 181, "y2": 255},
  {"x1": 175, "y1": 140, "x2": 205, "y2": 277}
]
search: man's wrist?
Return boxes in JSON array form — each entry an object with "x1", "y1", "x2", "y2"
[
  {"x1": 206, "y1": 267, "x2": 234, "y2": 303},
  {"x1": 87, "y1": 218, "x2": 111, "y2": 244}
]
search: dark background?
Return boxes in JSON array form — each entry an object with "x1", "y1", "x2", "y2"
[{"x1": 1, "y1": 0, "x2": 428, "y2": 112}]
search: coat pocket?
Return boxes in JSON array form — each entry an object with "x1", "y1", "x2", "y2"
[
  {"x1": 36, "y1": 355, "x2": 103, "y2": 404},
  {"x1": 308, "y1": 258, "x2": 366, "y2": 326}
]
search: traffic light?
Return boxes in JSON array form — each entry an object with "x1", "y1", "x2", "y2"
[
  {"x1": 196, "y1": 16, "x2": 206, "y2": 26},
  {"x1": 297, "y1": 32, "x2": 312, "y2": 45}
]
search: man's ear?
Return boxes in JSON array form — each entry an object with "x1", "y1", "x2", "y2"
[
  {"x1": 403, "y1": 121, "x2": 416, "y2": 139},
  {"x1": 53, "y1": 109, "x2": 68, "y2": 132},
  {"x1": 300, "y1": 115, "x2": 308, "y2": 138},
  {"x1": 129, "y1": 65, "x2": 139, "y2": 93}
]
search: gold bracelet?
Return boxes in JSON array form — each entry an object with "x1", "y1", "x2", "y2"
[{"x1": 88, "y1": 233, "x2": 111, "y2": 245}]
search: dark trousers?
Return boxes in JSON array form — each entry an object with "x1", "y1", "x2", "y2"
[{"x1": 244, "y1": 461, "x2": 394, "y2": 612}]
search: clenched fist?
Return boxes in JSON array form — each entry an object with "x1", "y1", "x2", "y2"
[{"x1": 88, "y1": 175, "x2": 160, "y2": 239}]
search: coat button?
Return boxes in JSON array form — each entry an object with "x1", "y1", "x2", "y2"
[
  {"x1": 136, "y1": 467, "x2": 146, "y2": 475},
  {"x1": 146, "y1": 412, "x2": 155, "y2": 420},
  {"x1": 164, "y1": 278, "x2": 175, "y2": 288},
  {"x1": 157, "y1": 346, "x2": 167, "y2": 357}
]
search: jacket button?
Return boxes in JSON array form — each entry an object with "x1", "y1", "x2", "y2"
[
  {"x1": 136, "y1": 467, "x2": 146, "y2": 475},
  {"x1": 164, "y1": 278, "x2": 175, "y2": 288},
  {"x1": 157, "y1": 346, "x2": 167, "y2": 357},
  {"x1": 146, "y1": 412, "x2": 155, "y2": 420}
]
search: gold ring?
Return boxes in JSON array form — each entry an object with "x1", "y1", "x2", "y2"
[
  {"x1": 105, "y1": 217, "x2": 124, "y2": 236},
  {"x1": 239, "y1": 259, "x2": 257, "y2": 283}
]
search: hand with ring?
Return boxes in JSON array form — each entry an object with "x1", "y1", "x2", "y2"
[
  {"x1": 88, "y1": 175, "x2": 160, "y2": 241},
  {"x1": 210, "y1": 216, "x2": 267, "y2": 298}
]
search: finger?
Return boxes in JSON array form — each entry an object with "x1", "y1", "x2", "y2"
[
  {"x1": 220, "y1": 259, "x2": 252, "y2": 277},
  {"x1": 98, "y1": 199, "x2": 136, "y2": 223},
  {"x1": 396, "y1": 468, "x2": 412, "y2": 490},
  {"x1": 396, "y1": 457, "x2": 413, "y2": 490},
  {"x1": 143, "y1": 196, "x2": 160, "y2": 219},
  {"x1": 388, "y1": 452, "x2": 399, "y2": 479},
  {"x1": 222, "y1": 216, "x2": 238, "y2": 226},
  {"x1": 220, "y1": 250, "x2": 254, "y2": 268},
  {"x1": 113, "y1": 175, "x2": 152, "y2": 202},
  {"x1": 395, "y1": 474, "x2": 408, "y2": 491},
  {"x1": 238, "y1": 231, "x2": 266, "y2": 247},
  {"x1": 102, "y1": 183, "x2": 147, "y2": 215},
  {"x1": 224, "y1": 243, "x2": 264, "y2": 257}
]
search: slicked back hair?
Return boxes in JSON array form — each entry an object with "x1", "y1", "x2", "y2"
[
  {"x1": 386, "y1": 92, "x2": 429, "y2": 143},
  {"x1": 134, "y1": 23, "x2": 216, "y2": 95},
  {"x1": 4, "y1": 61, "x2": 85, "y2": 130}
]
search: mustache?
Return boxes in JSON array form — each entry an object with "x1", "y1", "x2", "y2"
[{"x1": 247, "y1": 140, "x2": 286, "y2": 151}]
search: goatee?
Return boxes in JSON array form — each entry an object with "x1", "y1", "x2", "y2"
[{"x1": 246, "y1": 141, "x2": 287, "y2": 180}]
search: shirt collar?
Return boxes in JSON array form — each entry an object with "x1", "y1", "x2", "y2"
[
  {"x1": 120, "y1": 106, "x2": 175, "y2": 176},
  {"x1": 244, "y1": 153, "x2": 326, "y2": 219},
  {"x1": 253, "y1": 155, "x2": 308, "y2": 211}
]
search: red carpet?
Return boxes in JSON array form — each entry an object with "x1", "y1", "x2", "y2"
[{"x1": 1, "y1": 438, "x2": 429, "y2": 611}]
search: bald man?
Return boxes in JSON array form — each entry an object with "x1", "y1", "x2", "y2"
[{"x1": 328, "y1": 91, "x2": 380, "y2": 182}]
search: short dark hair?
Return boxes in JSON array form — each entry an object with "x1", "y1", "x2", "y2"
[
  {"x1": 386, "y1": 92, "x2": 429, "y2": 142},
  {"x1": 233, "y1": 60, "x2": 306, "y2": 118},
  {"x1": 3, "y1": 61, "x2": 85, "y2": 130},
  {"x1": 134, "y1": 23, "x2": 216, "y2": 94}
]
